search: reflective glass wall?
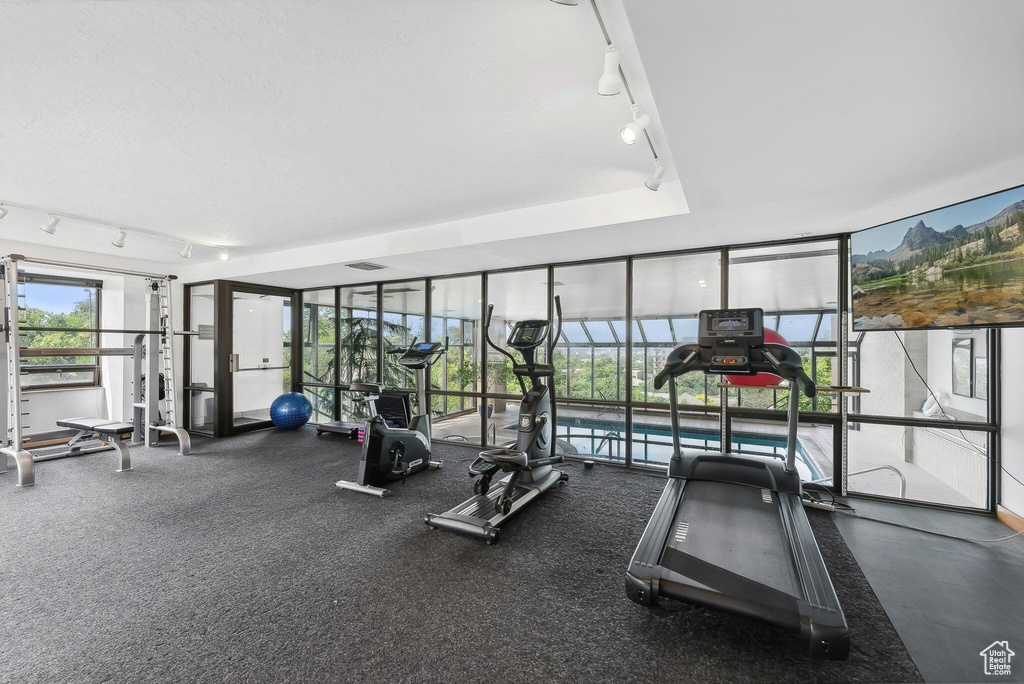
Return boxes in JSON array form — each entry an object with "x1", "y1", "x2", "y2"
[
  {"x1": 276, "y1": 236, "x2": 998, "y2": 512},
  {"x1": 484, "y1": 269, "x2": 549, "y2": 448},
  {"x1": 301, "y1": 289, "x2": 335, "y2": 424},
  {"x1": 553, "y1": 261, "x2": 627, "y2": 462},
  {"x1": 631, "y1": 252, "x2": 723, "y2": 466},
  {"x1": 430, "y1": 276, "x2": 482, "y2": 443},
  {"x1": 338, "y1": 285, "x2": 379, "y2": 423},
  {"x1": 727, "y1": 242, "x2": 840, "y2": 486},
  {"x1": 382, "y1": 281, "x2": 426, "y2": 413}
]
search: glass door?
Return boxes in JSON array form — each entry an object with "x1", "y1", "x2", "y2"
[
  {"x1": 185, "y1": 283, "x2": 216, "y2": 435},
  {"x1": 230, "y1": 290, "x2": 294, "y2": 430}
]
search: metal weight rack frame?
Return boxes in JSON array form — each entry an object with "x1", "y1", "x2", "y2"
[{"x1": 1, "y1": 254, "x2": 193, "y2": 487}]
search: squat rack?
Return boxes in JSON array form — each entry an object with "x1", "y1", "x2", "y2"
[{"x1": 1, "y1": 254, "x2": 192, "y2": 487}]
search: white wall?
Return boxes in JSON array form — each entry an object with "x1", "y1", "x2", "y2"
[
  {"x1": 22, "y1": 388, "x2": 105, "y2": 440},
  {"x1": 1000, "y1": 328, "x2": 1024, "y2": 515}
]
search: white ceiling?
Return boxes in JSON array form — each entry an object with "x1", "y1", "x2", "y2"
[
  {"x1": 2, "y1": 0, "x2": 1022, "y2": 290},
  {"x1": 626, "y1": 0, "x2": 1024, "y2": 243},
  {"x1": 0, "y1": 0, "x2": 678, "y2": 263}
]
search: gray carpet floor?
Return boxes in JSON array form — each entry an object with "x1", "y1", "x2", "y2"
[{"x1": 0, "y1": 428, "x2": 922, "y2": 683}]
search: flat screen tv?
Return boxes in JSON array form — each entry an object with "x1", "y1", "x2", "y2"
[{"x1": 852, "y1": 183, "x2": 1024, "y2": 330}]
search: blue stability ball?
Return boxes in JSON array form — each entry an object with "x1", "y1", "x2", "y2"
[{"x1": 270, "y1": 392, "x2": 312, "y2": 430}]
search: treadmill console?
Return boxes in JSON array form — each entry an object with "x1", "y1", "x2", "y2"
[
  {"x1": 397, "y1": 342, "x2": 444, "y2": 367},
  {"x1": 507, "y1": 320, "x2": 549, "y2": 350},
  {"x1": 698, "y1": 308, "x2": 764, "y2": 375}
]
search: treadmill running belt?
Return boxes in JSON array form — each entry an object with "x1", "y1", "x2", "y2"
[
  {"x1": 660, "y1": 545, "x2": 800, "y2": 618},
  {"x1": 666, "y1": 480, "x2": 801, "y2": 597}
]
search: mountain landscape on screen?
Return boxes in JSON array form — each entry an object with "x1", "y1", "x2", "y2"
[{"x1": 852, "y1": 186, "x2": 1024, "y2": 330}]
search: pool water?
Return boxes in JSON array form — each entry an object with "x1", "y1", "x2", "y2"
[{"x1": 556, "y1": 416, "x2": 824, "y2": 481}]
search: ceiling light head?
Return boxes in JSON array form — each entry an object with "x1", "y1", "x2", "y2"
[
  {"x1": 620, "y1": 106, "x2": 651, "y2": 145},
  {"x1": 40, "y1": 215, "x2": 59, "y2": 234},
  {"x1": 111, "y1": 228, "x2": 127, "y2": 248},
  {"x1": 597, "y1": 45, "x2": 622, "y2": 96},
  {"x1": 0, "y1": 205, "x2": 7, "y2": 222},
  {"x1": 645, "y1": 161, "x2": 666, "y2": 191},
  {"x1": 179, "y1": 242, "x2": 193, "y2": 259},
  {"x1": 219, "y1": 251, "x2": 230, "y2": 261}
]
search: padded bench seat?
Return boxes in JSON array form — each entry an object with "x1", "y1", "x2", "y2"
[
  {"x1": 51, "y1": 417, "x2": 135, "y2": 474},
  {"x1": 56, "y1": 417, "x2": 135, "y2": 437}
]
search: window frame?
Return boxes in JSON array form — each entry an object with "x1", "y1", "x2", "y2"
[{"x1": 19, "y1": 273, "x2": 103, "y2": 391}]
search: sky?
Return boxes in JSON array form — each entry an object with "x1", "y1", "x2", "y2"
[
  {"x1": 852, "y1": 184, "x2": 1024, "y2": 256},
  {"x1": 23, "y1": 283, "x2": 95, "y2": 314}
]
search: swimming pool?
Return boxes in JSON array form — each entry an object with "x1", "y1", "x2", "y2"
[{"x1": 555, "y1": 416, "x2": 824, "y2": 481}]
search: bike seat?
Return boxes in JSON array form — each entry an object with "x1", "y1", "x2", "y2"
[
  {"x1": 479, "y1": 448, "x2": 528, "y2": 469},
  {"x1": 349, "y1": 382, "x2": 383, "y2": 395}
]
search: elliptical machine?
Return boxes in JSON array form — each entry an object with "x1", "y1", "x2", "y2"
[
  {"x1": 425, "y1": 297, "x2": 568, "y2": 543},
  {"x1": 335, "y1": 338, "x2": 447, "y2": 497}
]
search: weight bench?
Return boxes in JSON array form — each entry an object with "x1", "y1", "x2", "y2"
[{"x1": 52, "y1": 417, "x2": 136, "y2": 473}]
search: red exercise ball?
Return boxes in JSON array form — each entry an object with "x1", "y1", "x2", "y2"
[{"x1": 724, "y1": 329, "x2": 790, "y2": 387}]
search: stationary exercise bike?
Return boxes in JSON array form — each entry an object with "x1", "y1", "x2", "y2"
[
  {"x1": 335, "y1": 338, "x2": 447, "y2": 497},
  {"x1": 425, "y1": 297, "x2": 568, "y2": 543}
]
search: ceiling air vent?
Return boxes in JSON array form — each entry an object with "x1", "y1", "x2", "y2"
[{"x1": 346, "y1": 261, "x2": 386, "y2": 271}]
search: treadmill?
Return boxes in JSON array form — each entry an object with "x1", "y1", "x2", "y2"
[{"x1": 625, "y1": 308, "x2": 850, "y2": 660}]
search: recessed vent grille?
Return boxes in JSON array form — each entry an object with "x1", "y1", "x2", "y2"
[
  {"x1": 346, "y1": 262, "x2": 386, "y2": 271},
  {"x1": 761, "y1": 489, "x2": 773, "y2": 504},
  {"x1": 674, "y1": 521, "x2": 689, "y2": 543}
]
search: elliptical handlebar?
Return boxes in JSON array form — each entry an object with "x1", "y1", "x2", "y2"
[
  {"x1": 548, "y1": 295, "x2": 562, "y2": 360},
  {"x1": 484, "y1": 303, "x2": 528, "y2": 396}
]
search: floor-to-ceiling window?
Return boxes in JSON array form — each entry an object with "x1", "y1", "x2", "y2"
[
  {"x1": 727, "y1": 241, "x2": 841, "y2": 486},
  {"x1": 631, "y1": 251, "x2": 723, "y2": 466},
  {"x1": 552, "y1": 261, "x2": 628, "y2": 462},
  {"x1": 484, "y1": 269, "x2": 549, "y2": 449},
  {"x1": 301, "y1": 288, "x2": 336, "y2": 424},
  {"x1": 337, "y1": 285, "x2": 379, "y2": 423},
  {"x1": 429, "y1": 275, "x2": 482, "y2": 443},
  {"x1": 382, "y1": 281, "x2": 426, "y2": 413},
  {"x1": 216, "y1": 231, "x2": 997, "y2": 512},
  {"x1": 848, "y1": 326, "x2": 993, "y2": 508}
]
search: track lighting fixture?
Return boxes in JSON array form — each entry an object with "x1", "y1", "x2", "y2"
[
  {"x1": 179, "y1": 242, "x2": 193, "y2": 259},
  {"x1": 40, "y1": 215, "x2": 59, "y2": 234},
  {"x1": 645, "y1": 162, "x2": 665, "y2": 191},
  {"x1": 549, "y1": 0, "x2": 578, "y2": 5},
  {"x1": 597, "y1": 45, "x2": 622, "y2": 96},
  {"x1": 0, "y1": 205, "x2": 7, "y2": 222},
  {"x1": 219, "y1": 251, "x2": 230, "y2": 261},
  {"x1": 111, "y1": 229, "x2": 127, "y2": 248},
  {"x1": 620, "y1": 105, "x2": 650, "y2": 145}
]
